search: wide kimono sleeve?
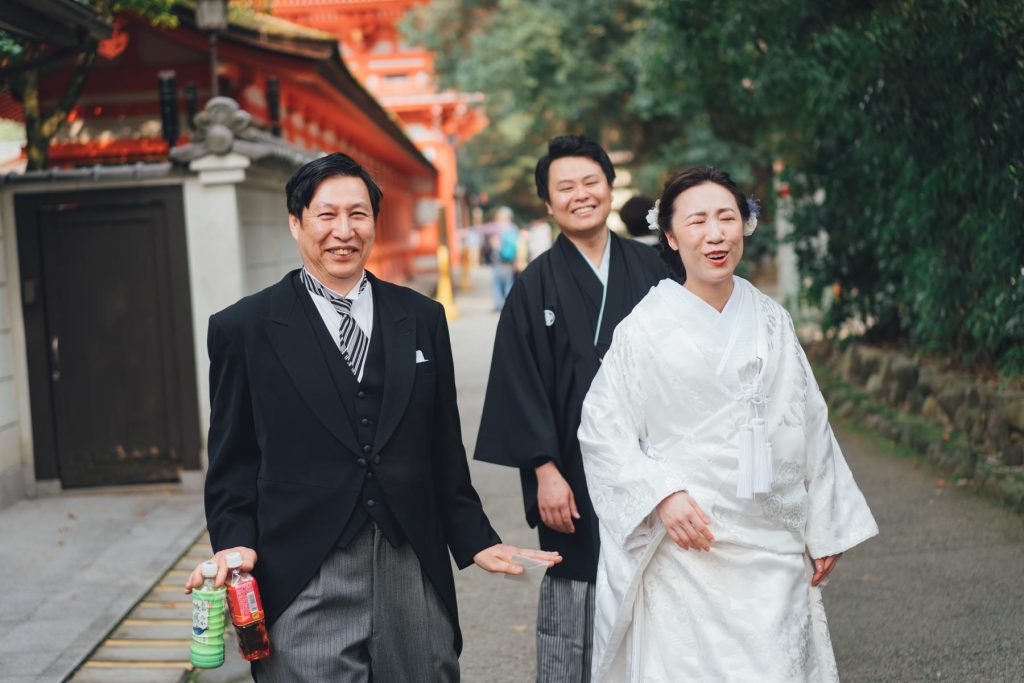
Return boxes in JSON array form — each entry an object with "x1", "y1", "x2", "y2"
[
  {"x1": 797, "y1": 339, "x2": 879, "y2": 559},
  {"x1": 475, "y1": 280, "x2": 560, "y2": 469},
  {"x1": 578, "y1": 323, "x2": 688, "y2": 551}
]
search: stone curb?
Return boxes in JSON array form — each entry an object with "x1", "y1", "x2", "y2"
[{"x1": 809, "y1": 347, "x2": 1024, "y2": 514}]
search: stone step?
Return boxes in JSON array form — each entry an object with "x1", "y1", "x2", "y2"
[
  {"x1": 112, "y1": 621, "x2": 197, "y2": 640},
  {"x1": 73, "y1": 529, "x2": 210, "y2": 678},
  {"x1": 147, "y1": 588, "x2": 198, "y2": 603},
  {"x1": 131, "y1": 603, "x2": 193, "y2": 620},
  {"x1": 69, "y1": 662, "x2": 188, "y2": 683},
  {"x1": 90, "y1": 642, "x2": 191, "y2": 663}
]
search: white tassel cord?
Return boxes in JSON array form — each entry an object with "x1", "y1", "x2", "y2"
[
  {"x1": 751, "y1": 418, "x2": 773, "y2": 494},
  {"x1": 737, "y1": 424, "x2": 754, "y2": 499},
  {"x1": 734, "y1": 357, "x2": 773, "y2": 499}
]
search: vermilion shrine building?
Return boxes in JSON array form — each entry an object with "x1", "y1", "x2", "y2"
[
  {"x1": 270, "y1": 0, "x2": 487, "y2": 258},
  {"x1": 3, "y1": 3, "x2": 442, "y2": 281}
]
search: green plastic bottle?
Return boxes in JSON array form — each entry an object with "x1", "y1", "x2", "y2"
[{"x1": 190, "y1": 560, "x2": 226, "y2": 668}]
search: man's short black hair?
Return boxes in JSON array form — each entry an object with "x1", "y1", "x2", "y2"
[
  {"x1": 534, "y1": 135, "x2": 616, "y2": 202},
  {"x1": 619, "y1": 195, "x2": 656, "y2": 238},
  {"x1": 285, "y1": 152, "x2": 383, "y2": 219}
]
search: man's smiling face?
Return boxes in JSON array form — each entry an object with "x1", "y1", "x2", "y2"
[
  {"x1": 288, "y1": 174, "x2": 376, "y2": 296},
  {"x1": 544, "y1": 156, "x2": 613, "y2": 238}
]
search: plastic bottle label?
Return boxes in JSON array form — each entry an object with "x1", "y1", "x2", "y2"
[
  {"x1": 192, "y1": 595, "x2": 224, "y2": 644},
  {"x1": 227, "y1": 578, "x2": 264, "y2": 626},
  {"x1": 192, "y1": 596, "x2": 210, "y2": 635}
]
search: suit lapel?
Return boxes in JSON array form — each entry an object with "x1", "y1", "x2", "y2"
[
  {"x1": 263, "y1": 271, "x2": 363, "y2": 456},
  {"x1": 370, "y1": 274, "x2": 415, "y2": 453}
]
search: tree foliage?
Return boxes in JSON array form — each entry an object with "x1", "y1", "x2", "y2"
[
  {"x1": 0, "y1": 0, "x2": 177, "y2": 170},
  {"x1": 407, "y1": 0, "x2": 1024, "y2": 374},
  {"x1": 402, "y1": 0, "x2": 698, "y2": 213}
]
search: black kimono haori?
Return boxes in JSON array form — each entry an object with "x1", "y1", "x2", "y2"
[{"x1": 475, "y1": 232, "x2": 667, "y2": 581}]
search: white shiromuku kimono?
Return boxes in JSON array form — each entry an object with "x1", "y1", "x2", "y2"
[{"x1": 579, "y1": 277, "x2": 878, "y2": 682}]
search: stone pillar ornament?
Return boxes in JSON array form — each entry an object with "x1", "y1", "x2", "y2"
[{"x1": 169, "y1": 97, "x2": 313, "y2": 167}]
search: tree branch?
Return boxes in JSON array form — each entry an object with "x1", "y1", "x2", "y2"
[{"x1": 40, "y1": 43, "x2": 98, "y2": 141}]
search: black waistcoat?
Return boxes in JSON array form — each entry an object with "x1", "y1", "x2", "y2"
[
  {"x1": 294, "y1": 281, "x2": 407, "y2": 549},
  {"x1": 333, "y1": 299, "x2": 406, "y2": 549}
]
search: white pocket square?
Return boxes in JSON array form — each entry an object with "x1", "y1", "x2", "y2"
[{"x1": 415, "y1": 349, "x2": 428, "y2": 363}]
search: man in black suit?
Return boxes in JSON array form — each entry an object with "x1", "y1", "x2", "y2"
[{"x1": 185, "y1": 153, "x2": 559, "y2": 681}]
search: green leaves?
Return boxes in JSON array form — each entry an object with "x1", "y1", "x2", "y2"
[
  {"x1": 779, "y1": 0, "x2": 1024, "y2": 373},
  {"x1": 407, "y1": 0, "x2": 1022, "y2": 373}
]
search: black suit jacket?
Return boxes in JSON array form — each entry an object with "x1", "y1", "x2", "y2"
[{"x1": 204, "y1": 270, "x2": 500, "y2": 653}]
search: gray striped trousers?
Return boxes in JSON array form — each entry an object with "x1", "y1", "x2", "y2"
[{"x1": 536, "y1": 575, "x2": 595, "y2": 683}]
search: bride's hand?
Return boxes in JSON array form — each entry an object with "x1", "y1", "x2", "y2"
[
  {"x1": 811, "y1": 553, "x2": 842, "y2": 586},
  {"x1": 656, "y1": 491, "x2": 714, "y2": 551}
]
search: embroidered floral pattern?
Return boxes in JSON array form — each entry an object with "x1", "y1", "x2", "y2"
[
  {"x1": 780, "y1": 610, "x2": 813, "y2": 679},
  {"x1": 758, "y1": 291, "x2": 779, "y2": 353}
]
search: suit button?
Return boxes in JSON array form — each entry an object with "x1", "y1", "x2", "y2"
[
  {"x1": 360, "y1": 418, "x2": 370, "y2": 426},
  {"x1": 366, "y1": 471, "x2": 374, "y2": 480},
  {"x1": 362, "y1": 444, "x2": 371, "y2": 453},
  {"x1": 357, "y1": 390, "x2": 366, "y2": 399},
  {"x1": 356, "y1": 458, "x2": 367, "y2": 468},
  {"x1": 372, "y1": 455, "x2": 381, "y2": 465},
  {"x1": 366, "y1": 499, "x2": 376, "y2": 508}
]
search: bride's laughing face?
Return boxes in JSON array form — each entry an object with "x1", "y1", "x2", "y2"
[{"x1": 665, "y1": 181, "x2": 744, "y2": 291}]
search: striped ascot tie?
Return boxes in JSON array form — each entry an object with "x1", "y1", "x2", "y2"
[{"x1": 301, "y1": 268, "x2": 370, "y2": 380}]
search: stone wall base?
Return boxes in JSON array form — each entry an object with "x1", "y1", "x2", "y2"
[{"x1": 808, "y1": 342, "x2": 1024, "y2": 514}]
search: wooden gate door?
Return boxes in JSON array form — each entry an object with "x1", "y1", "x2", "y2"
[{"x1": 16, "y1": 187, "x2": 200, "y2": 488}]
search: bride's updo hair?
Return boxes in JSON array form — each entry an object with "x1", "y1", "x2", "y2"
[{"x1": 655, "y1": 166, "x2": 750, "y2": 282}]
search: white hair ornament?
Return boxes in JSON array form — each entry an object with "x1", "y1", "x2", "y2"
[{"x1": 645, "y1": 199, "x2": 661, "y2": 231}]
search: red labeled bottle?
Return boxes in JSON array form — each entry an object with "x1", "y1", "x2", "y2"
[{"x1": 225, "y1": 551, "x2": 271, "y2": 661}]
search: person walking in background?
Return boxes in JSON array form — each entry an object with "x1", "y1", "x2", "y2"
[
  {"x1": 579, "y1": 166, "x2": 877, "y2": 681},
  {"x1": 486, "y1": 206, "x2": 519, "y2": 310},
  {"x1": 184, "y1": 153, "x2": 559, "y2": 682},
  {"x1": 475, "y1": 135, "x2": 668, "y2": 682},
  {"x1": 618, "y1": 194, "x2": 660, "y2": 247}
]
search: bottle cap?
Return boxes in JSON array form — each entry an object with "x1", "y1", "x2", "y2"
[
  {"x1": 200, "y1": 560, "x2": 218, "y2": 578},
  {"x1": 226, "y1": 552, "x2": 243, "y2": 569}
]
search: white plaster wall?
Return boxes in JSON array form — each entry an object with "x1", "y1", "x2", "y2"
[
  {"x1": 236, "y1": 168, "x2": 299, "y2": 294},
  {"x1": 181, "y1": 169, "x2": 248, "y2": 453},
  {"x1": 0, "y1": 191, "x2": 26, "y2": 509}
]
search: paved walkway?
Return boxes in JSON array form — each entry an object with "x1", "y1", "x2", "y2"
[
  {"x1": 5, "y1": 265, "x2": 1023, "y2": 682},
  {"x1": 0, "y1": 487, "x2": 203, "y2": 682}
]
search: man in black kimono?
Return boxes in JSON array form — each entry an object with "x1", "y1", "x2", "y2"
[{"x1": 475, "y1": 136, "x2": 668, "y2": 681}]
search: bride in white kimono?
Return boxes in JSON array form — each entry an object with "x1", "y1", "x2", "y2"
[{"x1": 578, "y1": 167, "x2": 878, "y2": 682}]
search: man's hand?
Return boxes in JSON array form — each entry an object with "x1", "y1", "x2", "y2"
[
  {"x1": 535, "y1": 461, "x2": 579, "y2": 534},
  {"x1": 656, "y1": 491, "x2": 714, "y2": 551},
  {"x1": 473, "y1": 544, "x2": 562, "y2": 575},
  {"x1": 184, "y1": 546, "x2": 257, "y2": 593},
  {"x1": 811, "y1": 553, "x2": 842, "y2": 587}
]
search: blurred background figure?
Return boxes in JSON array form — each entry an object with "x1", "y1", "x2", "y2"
[
  {"x1": 526, "y1": 218, "x2": 554, "y2": 262},
  {"x1": 484, "y1": 206, "x2": 519, "y2": 310},
  {"x1": 619, "y1": 194, "x2": 660, "y2": 248},
  {"x1": 462, "y1": 225, "x2": 483, "y2": 269},
  {"x1": 515, "y1": 224, "x2": 530, "y2": 276}
]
